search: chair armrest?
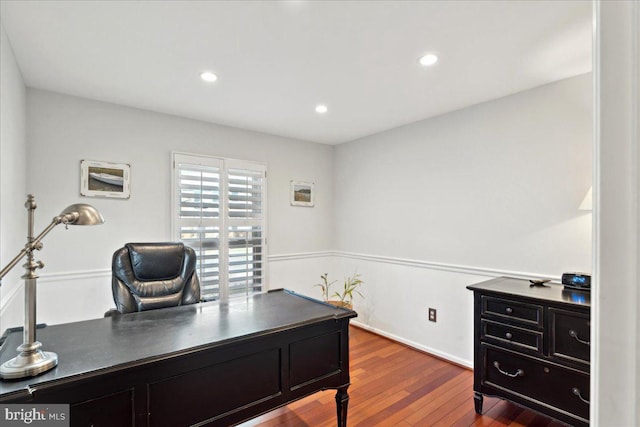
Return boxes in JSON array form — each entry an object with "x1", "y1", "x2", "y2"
[{"x1": 104, "y1": 308, "x2": 121, "y2": 317}]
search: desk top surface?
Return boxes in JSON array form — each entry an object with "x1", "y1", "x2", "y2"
[{"x1": 0, "y1": 289, "x2": 356, "y2": 397}]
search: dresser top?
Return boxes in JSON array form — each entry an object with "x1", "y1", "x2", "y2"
[{"x1": 467, "y1": 276, "x2": 590, "y2": 308}]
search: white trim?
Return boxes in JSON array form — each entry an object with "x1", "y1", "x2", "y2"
[
  {"x1": 634, "y1": 3, "x2": 640, "y2": 426},
  {"x1": 334, "y1": 251, "x2": 560, "y2": 282},
  {"x1": 591, "y1": 2, "x2": 601, "y2": 424},
  {"x1": 592, "y1": 2, "x2": 640, "y2": 425},
  {"x1": 2, "y1": 252, "x2": 559, "y2": 288},
  {"x1": 268, "y1": 251, "x2": 334, "y2": 262},
  {"x1": 271, "y1": 250, "x2": 560, "y2": 281},
  {"x1": 351, "y1": 320, "x2": 473, "y2": 369},
  {"x1": 636, "y1": 3, "x2": 640, "y2": 423},
  {"x1": 1, "y1": 269, "x2": 112, "y2": 316},
  {"x1": 36, "y1": 269, "x2": 111, "y2": 282}
]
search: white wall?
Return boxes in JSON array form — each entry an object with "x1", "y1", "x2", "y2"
[
  {"x1": 332, "y1": 74, "x2": 592, "y2": 366},
  {"x1": 594, "y1": 1, "x2": 639, "y2": 425},
  {"x1": 637, "y1": 3, "x2": 640, "y2": 420},
  {"x1": 0, "y1": 22, "x2": 27, "y2": 330},
  {"x1": 0, "y1": 89, "x2": 335, "y2": 327}
]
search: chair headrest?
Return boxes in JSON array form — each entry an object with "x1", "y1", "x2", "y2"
[{"x1": 126, "y1": 242, "x2": 185, "y2": 281}]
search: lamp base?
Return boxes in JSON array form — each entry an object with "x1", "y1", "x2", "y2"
[{"x1": 0, "y1": 341, "x2": 58, "y2": 379}]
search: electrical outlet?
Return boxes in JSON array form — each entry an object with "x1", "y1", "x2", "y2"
[{"x1": 428, "y1": 308, "x2": 437, "y2": 322}]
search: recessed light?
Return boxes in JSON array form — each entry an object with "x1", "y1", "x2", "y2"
[
  {"x1": 200, "y1": 71, "x2": 218, "y2": 82},
  {"x1": 419, "y1": 54, "x2": 438, "y2": 67},
  {"x1": 315, "y1": 104, "x2": 328, "y2": 114}
]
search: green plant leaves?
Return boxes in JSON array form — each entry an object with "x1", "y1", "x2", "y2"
[{"x1": 317, "y1": 272, "x2": 363, "y2": 304}]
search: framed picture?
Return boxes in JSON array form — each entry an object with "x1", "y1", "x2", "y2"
[
  {"x1": 290, "y1": 181, "x2": 314, "y2": 207},
  {"x1": 80, "y1": 160, "x2": 131, "y2": 199}
]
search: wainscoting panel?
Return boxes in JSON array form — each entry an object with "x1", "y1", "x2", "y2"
[
  {"x1": 1, "y1": 251, "x2": 549, "y2": 369},
  {"x1": 268, "y1": 252, "x2": 334, "y2": 298},
  {"x1": 0, "y1": 269, "x2": 113, "y2": 329},
  {"x1": 1, "y1": 254, "x2": 334, "y2": 329},
  {"x1": 38, "y1": 270, "x2": 113, "y2": 326},
  {"x1": 331, "y1": 252, "x2": 562, "y2": 368}
]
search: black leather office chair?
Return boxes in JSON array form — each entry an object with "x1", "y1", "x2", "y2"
[{"x1": 108, "y1": 242, "x2": 201, "y2": 315}]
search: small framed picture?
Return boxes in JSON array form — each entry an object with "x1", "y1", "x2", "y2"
[
  {"x1": 80, "y1": 160, "x2": 131, "y2": 199},
  {"x1": 290, "y1": 181, "x2": 314, "y2": 207}
]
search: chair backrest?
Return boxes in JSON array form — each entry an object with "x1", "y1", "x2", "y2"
[{"x1": 111, "y1": 242, "x2": 200, "y2": 314}]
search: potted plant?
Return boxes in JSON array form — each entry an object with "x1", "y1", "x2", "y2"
[{"x1": 315, "y1": 273, "x2": 363, "y2": 309}]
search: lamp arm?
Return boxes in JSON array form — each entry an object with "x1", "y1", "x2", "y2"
[
  {"x1": 0, "y1": 215, "x2": 70, "y2": 281},
  {"x1": 0, "y1": 248, "x2": 30, "y2": 281}
]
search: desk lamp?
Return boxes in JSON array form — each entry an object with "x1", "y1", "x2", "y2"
[{"x1": 0, "y1": 194, "x2": 104, "y2": 379}]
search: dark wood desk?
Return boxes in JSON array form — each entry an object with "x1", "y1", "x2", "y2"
[{"x1": 0, "y1": 289, "x2": 357, "y2": 426}]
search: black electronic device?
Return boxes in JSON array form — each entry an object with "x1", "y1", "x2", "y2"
[
  {"x1": 562, "y1": 272, "x2": 591, "y2": 291},
  {"x1": 529, "y1": 279, "x2": 550, "y2": 287}
]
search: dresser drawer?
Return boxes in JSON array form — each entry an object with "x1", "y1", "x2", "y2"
[
  {"x1": 481, "y1": 296, "x2": 543, "y2": 327},
  {"x1": 550, "y1": 308, "x2": 590, "y2": 365},
  {"x1": 481, "y1": 319, "x2": 543, "y2": 355},
  {"x1": 482, "y1": 345, "x2": 589, "y2": 422}
]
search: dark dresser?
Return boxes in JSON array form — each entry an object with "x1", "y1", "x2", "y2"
[{"x1": 467, "y1": 277, "x2": 590, "y2": 426}]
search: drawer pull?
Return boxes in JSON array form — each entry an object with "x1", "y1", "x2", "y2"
[
  {"x1": 505, "y1": 307, "x2": 513, "y2": 314},
  {"x1": 569, "y1": 329, "x2": 590, "y2": 345},
  {"x1": 493, "y1": 361, "x2": 524, "y2": 378},
  {"x1": 572, "y1": 387, "x2": 590, "y2": 404},
  {"x1": 505, "y1": 332, "x2": 513, "y2": 339}
]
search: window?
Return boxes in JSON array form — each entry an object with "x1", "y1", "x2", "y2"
[{"x1": 172, "y1": 153, "x2": 267, "y2": 300}]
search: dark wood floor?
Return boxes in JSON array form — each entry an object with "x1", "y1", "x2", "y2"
[{"x1": 240, "y1": 326, "x2": 566, "y2": 427}]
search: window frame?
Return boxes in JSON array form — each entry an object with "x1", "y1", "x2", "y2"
[{"x1": 171, "y1": 152, "x2": 268, "y2": 300}]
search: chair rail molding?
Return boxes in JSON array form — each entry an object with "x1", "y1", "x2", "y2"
[
  {"x1": 268, "y1": 251, "x2": 334, "y2": 262},
  {"x1": 0, "y1": 269, "x2": 111, "y2": 318},
  {"x1": 270, "y1": 250, "x2": 560, "y2": 283},
  {"x1": 37, "y1": 268, "x2": 111, "y2": 282},
  {"x1": 334, "y1": 251, "x2": 560, "y2": 283}
]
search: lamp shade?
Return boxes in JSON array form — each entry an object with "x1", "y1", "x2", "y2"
[
  {"x1": 579, "y1": 187, "x2": 592, "y2": 211},
  {"x1": 59, "y1": 203, "x2": 105, "y2": 225}
]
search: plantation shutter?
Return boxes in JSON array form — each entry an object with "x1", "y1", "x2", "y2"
[
  {"x1": 226, "y1": 163, "x2": 266, "y2": 297},
  {"x1": 173, "y1": 153, "x2": 267, "y2": 301},
  {"x1": 174, "y1": 154, "x2": 222, "y2": 300}
]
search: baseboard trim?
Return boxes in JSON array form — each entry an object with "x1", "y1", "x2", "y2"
[{"x1": 350, "y1": 320, "x2": 473, "y2": 369}]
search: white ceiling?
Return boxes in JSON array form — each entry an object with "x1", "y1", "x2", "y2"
[{"x1": 0, "y1": 0, "x2": 592, "y2": 145}]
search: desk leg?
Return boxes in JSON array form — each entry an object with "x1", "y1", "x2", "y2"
[
  {"x1": 335, "y1": 386, "x2": 349, "y2": 427},
  {"x1": 474, "y1": 392, "x2": 483, "y2": 414}
]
